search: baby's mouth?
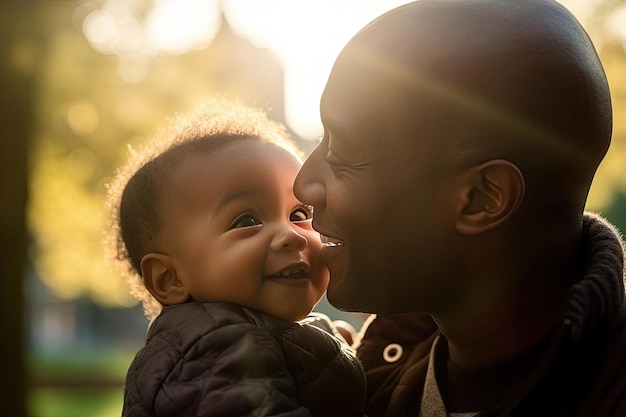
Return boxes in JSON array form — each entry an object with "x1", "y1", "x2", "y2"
[
  {"x1": 266, "y1": 264, "x2": 310, "y2": 279},
  {"x1": 321, "y1": 235, "x2": 344, "y2": 247}
]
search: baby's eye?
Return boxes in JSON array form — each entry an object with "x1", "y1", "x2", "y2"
[
  {"x1": 232, "y1": 215, "x2": 261, "y2": 228},
  {"x1": 290, "y1": 205, "x2": 313, "y2": 222}
]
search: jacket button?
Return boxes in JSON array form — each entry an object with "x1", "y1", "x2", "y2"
[{"x1": 383, "y1": 343, "x2": 403, "y2": 363}]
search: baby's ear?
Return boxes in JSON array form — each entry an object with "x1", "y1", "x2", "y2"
[
  {"x1": 140, "y1": 253, "x2": 190, "y2": 305},
  {"x1": 455, "y1": 159, "x2": 525, "y2": 235}
]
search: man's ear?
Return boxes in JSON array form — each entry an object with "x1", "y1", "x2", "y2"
[
  {"x1": 140, "y1": 253, "x2": 190, "y2": 305},
  {"x1": 455, "y1": 160, "x2": 525, "y2": 235}
]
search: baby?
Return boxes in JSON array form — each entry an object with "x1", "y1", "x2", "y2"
[{"x1": 106, "y1": 99, "x2": 365, "y2": 417}]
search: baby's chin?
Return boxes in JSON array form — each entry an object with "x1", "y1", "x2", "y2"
[{"x1": 276, "y1": 308, "x2": 313, "y2": 323}]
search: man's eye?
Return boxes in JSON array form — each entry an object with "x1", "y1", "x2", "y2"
[
  {"x1": 326, "y1": 150, "x2": 347, "y2": 167},
  {"x1": 290, "y1": 206, "x2": 312, "y2": 222},
  {"x1": 232, "y1": 215, "x2": 261, "y2": 228}
]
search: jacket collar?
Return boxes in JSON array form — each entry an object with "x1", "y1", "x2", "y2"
[{"x1": 564, "y1": 212, "x2": 625, "y2": 341}]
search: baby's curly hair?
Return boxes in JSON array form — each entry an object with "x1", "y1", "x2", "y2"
[{"x1": 105, "y1": 98, "x2": 302, "y2": 319}]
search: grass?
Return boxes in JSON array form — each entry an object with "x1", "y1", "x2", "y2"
[
  {"x1": 28, "y1": 348, "x2": 136, "y2": 417},
  {"x1": 29, "y1": 388, "x2": 122, "y2": 417}
]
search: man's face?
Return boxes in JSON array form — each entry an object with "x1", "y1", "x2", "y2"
[
  {"x1": 156, "y1": 141, "x2": 329, "y2": 322},
  {"x1": 294, "y1": 51, "x2": 462, "y2": 314}
]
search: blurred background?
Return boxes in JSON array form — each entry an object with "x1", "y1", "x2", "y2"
[{"x1": 1, "y1": 0, "x2": 625, "y2": 415}]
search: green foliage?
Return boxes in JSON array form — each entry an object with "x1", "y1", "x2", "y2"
[{"x1": 603, "y1": 190, "x2": 626, "y2": 233}]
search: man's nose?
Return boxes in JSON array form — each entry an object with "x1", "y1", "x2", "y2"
[
  {"x1": 294, "y1": 145, "x2": 326, "y2": 209},
  {"x1": 270, "y1": 223, "x2": 308, "y2": 252}
]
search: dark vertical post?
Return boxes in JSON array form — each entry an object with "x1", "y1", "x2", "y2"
[{"x1": 0, "y1": 2, "x2": 44, "y2": 415}]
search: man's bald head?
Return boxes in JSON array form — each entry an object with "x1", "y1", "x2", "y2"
[{"x1": 325, "y1": 0, "x2": 611, "y2": 212}]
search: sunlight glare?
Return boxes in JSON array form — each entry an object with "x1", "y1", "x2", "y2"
[
  {"x1": 82, "y1": 0, "x2": 220, "y2": 84},
  {"x1": 82, "y1": 10, "x2": 118, "y2": 52},
  {"x1": 608, "y1": 5, "x2": 626, "y2": 43},
  {"x1": 145, "y1": 0, "x2": 219, "y2": 55},
  {"x1": 224, "y1": 0, "x2": 414, "y2": 139}
]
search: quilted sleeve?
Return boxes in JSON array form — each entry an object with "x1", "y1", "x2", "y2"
[{"x1": 280, "y1": 322, "x2": 367, "y2": 417}]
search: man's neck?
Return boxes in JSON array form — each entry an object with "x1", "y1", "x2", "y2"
[{"x1": 433, "y1": 278, "x2": 569, "y2": 371}]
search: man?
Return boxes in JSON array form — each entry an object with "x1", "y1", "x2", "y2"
[{"x1": 294, "y1": 0, "x2": 626, "y2": 416}]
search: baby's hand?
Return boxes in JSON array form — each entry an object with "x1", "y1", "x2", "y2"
[
  {"x1": 299, "y1": 313, "x2": 356, "y2": 346},
  {"x1": 332, "y1": 320, "x2": 356, "y2": 347}
]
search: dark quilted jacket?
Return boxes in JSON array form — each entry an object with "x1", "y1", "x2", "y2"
[{"x1": 122, "y1": 302, "x2": 366, "y2": 417}]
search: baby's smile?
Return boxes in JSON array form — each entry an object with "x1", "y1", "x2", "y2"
[{"x1": 265, "y1": 262, "x2": 311, "y2": 279}]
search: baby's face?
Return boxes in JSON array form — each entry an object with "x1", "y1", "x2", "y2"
[{"x1": 154, "y1": 140, "x2": 328, "y2": 322}]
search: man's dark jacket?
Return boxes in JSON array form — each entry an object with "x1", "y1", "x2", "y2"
[{"x1": 357, "y1": 213, "x2": 626, "y2": 416}]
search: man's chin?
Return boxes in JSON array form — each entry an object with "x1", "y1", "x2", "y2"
[{"x1": 325, "y1": 273, "x2": 369, "y2": 313}]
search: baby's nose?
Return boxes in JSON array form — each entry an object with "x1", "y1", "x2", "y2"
[{"x1": 271, "y1": 224, "x2": 308, "y2": 252}]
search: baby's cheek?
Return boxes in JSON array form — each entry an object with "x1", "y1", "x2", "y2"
[{"x1": 315, "y1": 264, "x2": 331, "y2": 294}]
